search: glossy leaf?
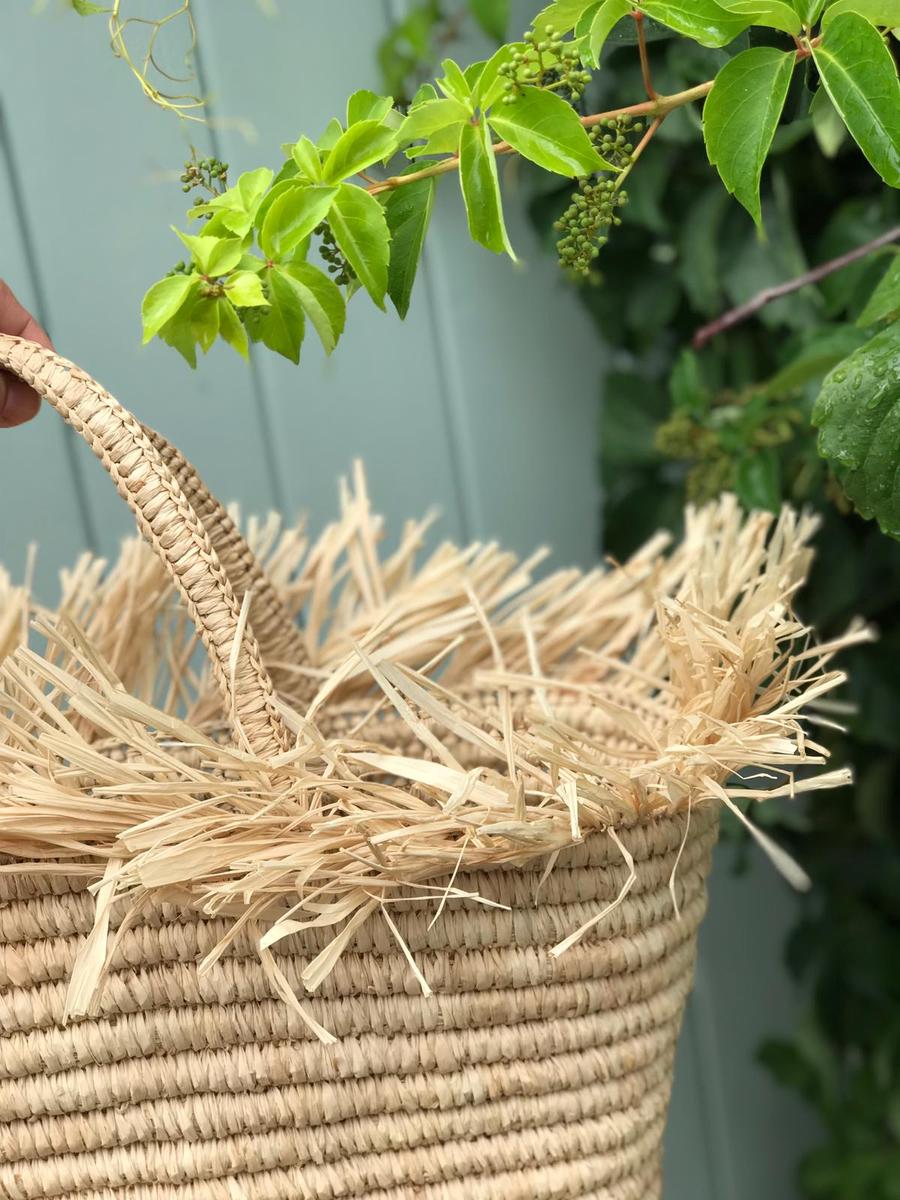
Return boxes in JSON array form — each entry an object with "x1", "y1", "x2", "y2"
[
  {"x1": 291, "y1": 136, "x2": 324, "y2": 181},
  {"x1": 458, "y1": 118, "x2": 515, "y2": 256},
  {"x1": 328, "y1": 182, "x2": 392, "y2": 307},
  {"x1": 437, "y1": 58, "x2": 472, "y2": 104},
  {"x1": 141, "y1": 274, "x2": 199, "y2": 344},
  {"x1": 857, "y1": 255, "x2": 900, "y2": 325},
  {"x1": 259, "y1": 185, "x2": 338, "y2": 261},
  {"x1": 317, "y1": 117, "x2": 344, "y2": 152},
  {"x1": 531, "y1": 0, "x2": 597, "y2": 36},
  {"x1": 384, "y1": 174, "x2": 436, "y2": 317},
  {"x1": 215, "y1": 297, "x2": 249, "y2": 359},
  {"x1": 812, "y1": 12, "x2": 900, "y2": 188},
  {"x1": 813, "y1": 320, "x2": 900, "y2": 538},
  {"x1": 246, "y1": 267, "x2": 306, "y2": 363},
  {"x1": 586, "y1": 0, "x2": 631, "y2": 66},
  {"x1": 191, "y1": 295, "x2": 220, "y2": 354},
  {"x1": 346, "y1": 89, "x2": 395, "y2": 126},
  {"x1": 253, "y1": 180, "x2": 299, "y2": 235},
  {"x1": 640, "y1": 0, "x2": 751, "y2": 46},
  {"x1": 173, "y1": 231, "x2": 245, "y2": 277},
  {"x1": 470, "y1": 0, "x2": 509, "y2": 39},
  {"x1": 474, "y1": 42, "x2": 523, "y2": 109},
  {"x1": 703, "y1": 47, "x2": 796, "y2": 226},
  {"x1": 718, "y1": 0, "x2": 801, "y2": 34},
  {"x1": 489, "y1": 86, "x2": 613, "y2": 176},
  {"x1": 400, "y1": 98, "x2": 471, "y2": 142},
  {"x1": 226, "y1": 271, "x2": 269, "y2": 308},
  {"x1": 322, "y1": 121, "x2": 398, "y2": 185},
  {"x1": 278, "y1": 262, "x2": 346, "y2": 353},
  {"x1": 822, "y1": 0, "x2": 900, "y2": 26}
]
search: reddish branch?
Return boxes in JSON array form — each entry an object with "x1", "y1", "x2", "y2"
[{"x1": 692, "y1": 226, "x2": 900, "y2": 349}]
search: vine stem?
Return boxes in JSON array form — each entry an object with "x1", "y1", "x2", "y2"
[
  {"x1": 632, "y1": 9, "x2": 656, "y2": 100},
  {"x1": 366, "y1": 81, "x2": 715, "y2": 196},
  {"x1": 692, "y1": 225, "x2": 900, "y2": 348}
]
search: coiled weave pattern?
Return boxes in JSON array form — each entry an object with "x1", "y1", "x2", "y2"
[{"x1": 0, "y1": 807, "x2": 716, "y2": 1200}]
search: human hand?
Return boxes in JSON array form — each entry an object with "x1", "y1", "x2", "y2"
[{"x1": 0, "y1": 280, "x2": 54, "y2": 427}]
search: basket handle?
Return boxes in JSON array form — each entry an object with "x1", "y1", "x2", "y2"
[{"x1": 0, "y1": 335, "x2": 291, "y2": 758}]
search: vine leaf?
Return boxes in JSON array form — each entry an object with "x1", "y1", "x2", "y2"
[
  {"x1": 638, "y1": 0, "x2": 751, "y2": 47},
  {"x1": 717, "y1": 0, "x2": 801, "y2": 35},
  {"x1": 346, "y1": 90, "x2": 395, "y2": 126},
  {"x1": 857, "y1": 256, "x2": 900, "y2": 326},
  {"x1": 585, "y1": 0, "x2": 631, "y2": 67},
  {"x1": 812, "y1": 12, "x2": 900, "y2": 189},
  {"x1": 822, "y1": 0, "x2": 900, "y2": 27},
  {"x1": 226, "y1": 272, "x2": 269, "y2": 308},
  {"x1": 813, "y1": 319, "x2": 900, "y2": 539},
  {"x1": 328, "y1": 183, "x2": 392, "y2": 307},
  {"x1": 489, "y1": 87, "x2": 615, "y2": 176},
  {"x1": 216, "y1": 298, "x2": 249, "y2": 359},
  {"x1": 278, "y1": 263, "x2": 346, "y2": 354},
  {"x1": 384, "y1": 175, "x2": 436, "y2": 318},
  {"x1": 141, "y1": 275, "x2": 199, "y2": 344},
  {"x1": 400, "y1": 98, "x2": 471, "y2": 143},
  {"x1": 322, "y1": 121, "x2": 399, "y2": 186},
  {"x1": 292, "y1": 136, "x2": 324, "y2": 181},
  {"x1": 704, "y1": 47, "x2": 796, "y2": 227},
  {"x1": 810, "y1": 87, "x2": 847, "y2": 159},
  {"x1": 173, "y1": 232, "x2": 244, "y2": 277},
  {"x1": 245, "y1": 268, "x2": 306, "y2": 364},
  {"x1": 437, "y1": 59, "x2": 473, "y2": 105},
  {"x1": 458, "y1": 118, "x2": 515, "y2": 257},
  {"x1": 259, "y1": 185, "x2": 338, "y2": 262}
]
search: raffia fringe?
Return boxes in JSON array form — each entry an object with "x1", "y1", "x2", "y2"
[{"x1": 0, "y1": 475, "x2": 869, "y2": 1034}]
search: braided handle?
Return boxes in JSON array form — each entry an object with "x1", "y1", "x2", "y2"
[{"x1": 0, "y1": 335, "x2": 291, "y2": 758}]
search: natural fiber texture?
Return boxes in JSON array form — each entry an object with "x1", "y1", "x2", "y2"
[{"x1": 0, "y1": 336, "x2": 865, "y2": 1197}]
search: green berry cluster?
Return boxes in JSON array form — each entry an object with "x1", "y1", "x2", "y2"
[
  {"x1": 180, "y1": 155, "x2": 229, "y2": 195},
  {"x1": 316, "y1": 221, "x2": 356, "y2": 286},
  {"x1": 498, "y1": 25, "x2": 591, "y2": 103},
  {"x1": 165, "y1": 260, "x2": 192, "y2": 278},
  {"x1": 554, "y1": 118, "x2": 642, "y2": 278}
]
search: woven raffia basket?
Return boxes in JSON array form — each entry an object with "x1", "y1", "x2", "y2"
[{"x1": 0, "y1": 336, "x2": 859, "y2": 1200}]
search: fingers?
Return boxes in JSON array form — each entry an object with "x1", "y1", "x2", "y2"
[{"x1": 0, "y1": 280, "x2": 54, "y2": 428}]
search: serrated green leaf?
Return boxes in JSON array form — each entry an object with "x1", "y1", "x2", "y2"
[
  {"x1": 173, "y1": 231, "x2": 245, "y2": 277},
  {"x1": 318, "y1": 117, "x2": 345, "y2": 152},
  {"x1": 411, "y1": 82, "x2": 439, "y2": 107},
  {"x1": 191, "y1": 295, "x2": 220, "y2": 353},
  {"x1": 857, "y1": 254, "x2": 900, "y2": 325},
  {"x1": 458, "y1": 118, "x2": 515, "y2": 257},
  {"x1": 245, "y1": 268, "x2": 306, "y2": 363},
  {"x1": 704, "y1": 47, "x2": 796, "y2": 226},
  {"x1": 328, "y1": 182, "x2": 392, "y2": 307},
  {"x1": 215, "y1": 297, "x2": 249, "y2": 359},
  {"x1": 70, "y1": 0, "x2": 106, "y2": 14},
  {"x1": 347, "y1": 89, "x2": 395, "y2": 126},
  {"x1": 437, "y1": 58, "x2": 473, "y2": 104},
  {"x1": 812, "y1": 12, "x2": 900, "y2": 187},
  {"x1": 488, "y1": 86, "x2": 613, "y2": 176},
  {"x1": 405, "y1": 124, "x2": 466, "y2": 159},
  {"x1": 226, "y1": 271, "x2": 269, "y2": 308},
  {"x1": 259, "y1": 185, "x2": 338, "y2": 261},
  {"x1": 813, "y1": 320, "x2": 900, "y2": 538},
  {"x1": 141, "y1": 274, "x2": 199, "y2": 344},
  {"x1": 253, "y1": 180, "x2": 299, "y2": 235},
  {"x1": 791, "y1": 0, "x2": 825, "y2": 21},
  {"x1": 157, "y1": 310, "x2": 198, "y2": 367},
  {"x1": 291, "y1": 136, "x2": 324, "y2": 181},
  {"x1": 322, "y1": 121, "x2": 399, "y2": 185},
  {"x1": 718, "y1": 0, "x2": 801, "y2": 34},
  {"x1": 531, "y1": 0, "x2": 597, "y2": 36},
  {"x1": 585, "y1": 0, "x2": 631, "y2": 66},
  {"x1": 640, "y1": 0, "x2": 751, "y2": 46},
  {"x1": 384, "y1": 174, "x2": 435, "y2": 317},
  {"x1": 823, "y1": 0, "x2": 900, "y2": 27},
  {"x1": 401, "y1": 98, "x2": 471, "y2": 142},
  {"x1": 474, "y1": 42, "x2": 524, "y2": 108},
  {"x1": 469, "y1": 0, "x2": 509, "y2": 39},
  {"x1": 236, "y1": 168, "x2": 274, "y2": 214},
  {"x1": 810, "y1": 86, "x2": 848, "y2": 157},
  {"x1": 277, "y1": 262, "x2": 346, "y2": 353}
]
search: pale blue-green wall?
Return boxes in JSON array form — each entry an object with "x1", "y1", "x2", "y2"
[{"x1": 0, "y1": 3, "x2": 814, "y2": 1195}]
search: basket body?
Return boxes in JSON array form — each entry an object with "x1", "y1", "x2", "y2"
[{"x1": 0, "y1": 807, "x2": 717, "y2": 1200}]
